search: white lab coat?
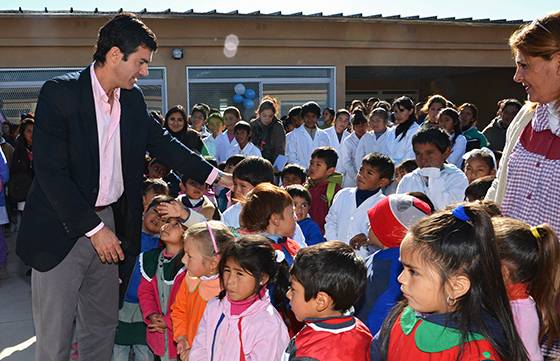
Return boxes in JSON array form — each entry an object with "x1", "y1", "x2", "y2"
[
  {"x1": 227, "y1": 141, "x2": 262, "y2": 159},
  {"x1": 354, "y1": 129, "x2": 393, "y2": 170},
  {"x1": 385, "y1": 122, "x2": 420, "y2": 166},
  {"x1": 339, "y1": 133, "x2": 361, "y2": 188},
  {"x1": 325, "y1": 126, "x2": 350, "y2": 170},
  {"x1": 204, "y1": 133, "x2": 230, "y2": 162},
  {"x1": 324, "y1": 187, "x2": 385, "y2": 243},
  {"x1": 285, "y1": 125, "x2": 330, "y2": 169},
  {"x1": 447, "y1": 134, "x2": 467, "y2": 168},
  {"x1": 396, "y1": 164, "x2": 468, "y2": 210},
  {"x1": 215, "y1": 130, "x2": 238, "y2": 164}
]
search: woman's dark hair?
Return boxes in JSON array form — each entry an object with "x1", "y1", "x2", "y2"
[
  {"x1": 93, "y1": 13, "x2": 157, "y2": 65},
  {"x1": 257, "y1": 99, "x2": 276, "y2": 115},
  {"x1": 392, "y1": 96, "x2": 417, "y2": 139},
  {"x1": 380, "y1": 203, "x2": 527, "y2": 361},
  {"x1": 19, "y1": 117, "x2": 34, "y2": 140},
  {"x1": 163, "y1": 105, "x2": 188, "y2": 134},
  {"x1": 218, "y1": 235, "x2": 288, "y2": 311},
  {"x1": 438, "y1": 107, "x2": 462, "y2": 146},
  {"x1": 493, "y1": 217, "x2": 560, "y2": 345}
]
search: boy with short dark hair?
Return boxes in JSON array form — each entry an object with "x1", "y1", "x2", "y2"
[
  {"x1": 325, "y1": 153, "x2": 394, "y2": 257},
  {"x1": 228, "y1": 121, "x2": 262, "y2": 158},
  {"x1": 281, "y1": 163, "x2": 307, "y2": 187},
  {"x1": 306, "y1": 146, "x2": 342, "y2": 234},
  {"x1": 396, "y1": 128, "x2": 468, "y2": 210},
  {"x1": 284, "y1": 241, "x2": 372, "y2": 360},
  {"x1": 142, "y1": 178, "x2": 169, "y2": 212},
  {"x1": 286, "y1": 102, "x2": 330, "y2": 168},
  {"x1": 286, "y1": 185, "x2": 325, "y2": 246}
]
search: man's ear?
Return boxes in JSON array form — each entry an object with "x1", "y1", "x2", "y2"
[
  {"x1": 314, "y1": 291, "x2": 335, "y2": 313},
  {"x1": 107, "y1": 46, "x2": 123, "y2": 65}
]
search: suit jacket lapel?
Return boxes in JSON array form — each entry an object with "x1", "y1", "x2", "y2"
[{"x1": 78, "y1": 66, "x2": 100, "y2": 176}]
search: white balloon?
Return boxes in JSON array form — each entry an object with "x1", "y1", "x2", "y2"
[{"x1": 234, "y1": 83, "x2": 246, "y2": 96}]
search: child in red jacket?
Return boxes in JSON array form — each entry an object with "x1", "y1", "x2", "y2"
[
  {"x1": 306, "y1": 147, "x2": 342, "y2": 234},
  {"x1": 284, "y1": 241, "x2": 372, "y2": 361}
]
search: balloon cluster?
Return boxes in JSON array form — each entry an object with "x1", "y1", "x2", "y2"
[{"x1": 232, "y1": 83, "x2": 257, "y2": 109}]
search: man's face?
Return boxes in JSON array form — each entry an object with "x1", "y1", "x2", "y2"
[{"x1": 112, "y1": 45, "x2": 152, "y2": 90}]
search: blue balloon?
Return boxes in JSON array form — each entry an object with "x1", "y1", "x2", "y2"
[
  {"x1": 245, "y1": 88, "x2": 256, "y2": 100},
  {"x1": 234, "y1": 83, "x2": 246, "y2": 96},
  {"x1": 243, "y1": 98, "x2": 255, "y2": 109},
  {"x1": 232, "y1": 94, "x2": 244, "y2": 104}
]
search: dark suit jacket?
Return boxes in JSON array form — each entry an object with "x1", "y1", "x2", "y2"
[{"x1": 16, "y1": 66, "x2": 213, "y2": 273}]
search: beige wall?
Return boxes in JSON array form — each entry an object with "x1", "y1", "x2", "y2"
[{"x1": 0, "y1": 14, "x2": 522, "y2": 110}]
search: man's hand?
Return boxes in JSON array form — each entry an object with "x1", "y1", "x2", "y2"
[
  {"x1": 216, "y1": 172, "x2": 233, "y2": 189},
  {"x1": 90, "y1": 226, "x2": 124, "y2": 263}
]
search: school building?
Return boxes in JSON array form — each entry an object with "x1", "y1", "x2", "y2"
[{"x1": 0, "y1": 8, "x2": 526, "y2": 125}]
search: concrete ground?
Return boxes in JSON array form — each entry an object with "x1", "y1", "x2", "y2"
[{"x1": 0, "y1": 230, "x2": 35, "y2": 361}]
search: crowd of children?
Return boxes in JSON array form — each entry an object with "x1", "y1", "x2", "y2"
[{"x1": 102, "y1": 92, "x2": 560, "y2": 361}]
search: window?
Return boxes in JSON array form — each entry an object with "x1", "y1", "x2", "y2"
[
  {"x1": 187, "y1": 67, "x2": 335, "y2": 120},
  {"x1": 0, "y1": 67, "x2": 167, "y2": 123}
]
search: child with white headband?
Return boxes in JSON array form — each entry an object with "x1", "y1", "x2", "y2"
[{"x1": 170, "y1": 221, "x2": 235, "y2": 361}]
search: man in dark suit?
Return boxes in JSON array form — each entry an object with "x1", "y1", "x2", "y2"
[{"x1": 16, "y1": 14, "x2": 229, "y2": 361}]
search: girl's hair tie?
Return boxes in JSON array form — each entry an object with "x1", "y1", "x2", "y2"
[
  {"x1": 451, "y1": 205, "x2": 471, "y2": 222},
  {"x1": 206, "y1": 222, "x2": 219, "y2": 255},
  {"x1": 274, "y1": 249, "x2": 285, "y2": 264},
  {"x1": 530, "y1": 226, "x2": 542, "y2": 240}
]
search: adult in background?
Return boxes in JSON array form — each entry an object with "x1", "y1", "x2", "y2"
[
  {"x1": 487, "y1": 12, "x2": 560, "y2": 236},
  {"x1": 9, "y1": 118, "x2": 34, "y2": 229},
  {"x1": 482, "y1": 98, "x2": 522, "y2": 152},
  {"x1": 250, "y1": 98, "x2": 286, "y2": 165},
  {"x1": 16, "y1": 13, "x2": 231, "y2": 361}
]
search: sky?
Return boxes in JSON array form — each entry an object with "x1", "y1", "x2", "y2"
[{"x1": 10, "y1": 0, "x2": 559, "y2": 21}]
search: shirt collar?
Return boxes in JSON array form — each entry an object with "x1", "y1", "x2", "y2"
[{"x1": 90, "y1": 62, "x2": 121, "y2": 104}]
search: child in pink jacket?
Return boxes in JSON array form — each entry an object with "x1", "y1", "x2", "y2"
[
  {"x1": 138, "y1": 217, "x2": 186, "y2": 360},
  {"x1": 189, "y1": 235, "x2": 290, "y2": 361}
]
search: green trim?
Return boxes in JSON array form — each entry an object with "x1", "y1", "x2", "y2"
[{"x1": 400, "y1": 306, "x2": 486, "y2": 353}]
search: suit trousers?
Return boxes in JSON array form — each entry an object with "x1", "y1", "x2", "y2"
[{"x1": 32, "y1": 207, "x2": 119, "y2": 361}]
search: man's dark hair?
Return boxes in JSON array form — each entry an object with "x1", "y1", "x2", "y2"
[
  {"x1": 361, "y1": 153, "x2": 395, "y2": 181},
  {"x1": 290, "y1": 241, "x2": 367, "y2": 312},
  {"x1": 301, "y1": 102, "x2": 321, "y2": 118},
  {"x1": 93, "y1": 13, "x2": 157, "y2": 65},
  {"x1": 412, "y1": 128, "x2": 451, "y2": 154},
  {"x1": 311, "y1": 147, "x2": 338, "y2": 169},
  {"x1": 280, "y1": 164, "x2": 307, "y2": 184},
  {"x1": 288, "y1": 106, "x2": 302, "y2": 118},
  {"x1": 232, "y1": 156, "x2": 274, "y2": 186},
  {"x1": 286, "y1": 184, "x2": 312, "y2": 205}
]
